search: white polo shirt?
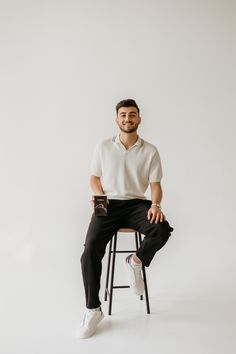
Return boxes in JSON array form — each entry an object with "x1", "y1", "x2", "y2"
[{"x1": 90, "y1": 135, "x2": 163, "y2": 200}]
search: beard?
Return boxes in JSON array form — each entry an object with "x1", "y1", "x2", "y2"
[
  {"x1": 118, "y1": 123, "x2": 139, "y2": 134},
  {"x1": 119, "y1": 127, "x2": 138, "y2": 133}
]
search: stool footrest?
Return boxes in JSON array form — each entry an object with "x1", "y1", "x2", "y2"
[
  {"x1": 111, "y1": 250, "x2": 136, "y2": 253},
  {"x1": 112, "y1": 285, "x2": 130, "y2": 289}
]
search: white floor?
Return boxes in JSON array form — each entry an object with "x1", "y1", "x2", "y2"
[
  {"x1": 76, "y1": 294, "x2": 236, "y2": 354},
  {"x1": 3, "y1": 289, "x2": 236, "y2": 354},
  {"x1": 2, "y1": 235, "x2": 236, "y2": 354}
]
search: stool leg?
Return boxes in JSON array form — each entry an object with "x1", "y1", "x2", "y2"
[
  {"x1": 104, "y1": 237, "x2": 113, "y2": 301},
  {"x1": 108, "y1": 232, "x2": 117, "y2": 315},
  {"x1": 135, "y1": 232, "x2": 143, "y2": 301},
  {"x1": 138, "y1": 232, "x2": 150, "y2": 314}
]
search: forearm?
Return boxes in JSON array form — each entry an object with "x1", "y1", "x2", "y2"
[
  {"x1": 150, "y1": 182, "x2": 163, "y2": 205},
  {"x1": 90, "y1": 175, "x2": 105, "y2": 195},
  {"x1": 148, "y1": 182, "x2": 166, "y2": 223}
]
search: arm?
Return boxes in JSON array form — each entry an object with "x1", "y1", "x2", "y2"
[
  {"x1": 147, "y1": 182, "x2": 166, "y2": 223},
  {"x1": 90, "y1": 175, "x2": 105, "y2": 195},
  {"x1": 90, "y1": 175, "x2": 109, "y2": 207},
  {"x1": 89, "y1": 175, "x2": 105, "y2": 208},
  {"x1": 150, "y1": 181, "x2": 162, "y2": 206}
]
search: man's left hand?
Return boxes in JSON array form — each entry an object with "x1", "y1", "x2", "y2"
[{"x1": 147, "y1": 206, "x2": 166, "y2": 224}]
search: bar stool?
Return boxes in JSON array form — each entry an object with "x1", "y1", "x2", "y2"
[{"x1": 104, "y1": 228, "x2": 150, "y2": 315}]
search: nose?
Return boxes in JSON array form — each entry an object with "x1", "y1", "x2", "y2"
[{"x1": 124, "y1": 115, "x2": 132, "y2": 121}]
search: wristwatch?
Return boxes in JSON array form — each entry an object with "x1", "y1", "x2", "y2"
[{"x1": 151, "y1": 203, "x2": 162, "y2": 209}]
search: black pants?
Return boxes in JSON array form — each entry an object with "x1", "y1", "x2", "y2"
[{"x1": 80, "y1": 199, "x2": 174, "y2": 309}]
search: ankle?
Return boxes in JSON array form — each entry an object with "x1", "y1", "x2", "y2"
[
  {"x1": 88, "y1": 306, "x2": 101, "y2": 312},
  {"x1": 131, "y1": 254, "x2": 142, "y2": 266}
]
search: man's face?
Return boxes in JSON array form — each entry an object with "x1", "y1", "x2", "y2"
[{"x1": 116, "y1": 106, "x2": 141, "y2": 133}]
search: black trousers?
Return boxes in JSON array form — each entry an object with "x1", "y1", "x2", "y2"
[{"x1": 80, "y1": 199, "x2": 174, "y2": 309}]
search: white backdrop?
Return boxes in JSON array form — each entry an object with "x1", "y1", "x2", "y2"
[{"x1": 0, "y1": 0, "x2": 236, "y2": 353}]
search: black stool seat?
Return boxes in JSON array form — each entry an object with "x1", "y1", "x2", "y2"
[{"x1": 104, "y1": 228, "x2": 150, "y2": 315}]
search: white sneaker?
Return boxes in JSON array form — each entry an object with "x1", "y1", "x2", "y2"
[
  {"x1": 77, "y1": 308, "x2": 104, "y2": 339},
  {"x1": 124, "y1": 254, "x2": 145, "y2": 296}
]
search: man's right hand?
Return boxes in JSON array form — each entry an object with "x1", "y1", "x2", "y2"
[{"x1": 90, "y1": 196, "x2": 109, "y2": 208}]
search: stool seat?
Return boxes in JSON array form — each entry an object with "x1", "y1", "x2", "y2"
[{"x1": 104, "y1": 229, "x2": 150, "y2": 315}]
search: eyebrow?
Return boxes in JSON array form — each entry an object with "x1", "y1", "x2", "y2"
[{"x1": 119, "y1": 111, "x2": 137, "y2": 114}]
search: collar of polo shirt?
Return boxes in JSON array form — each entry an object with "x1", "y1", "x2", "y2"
[{"x1": 112, "y1": 135, "x2": 143, "y2": 150}]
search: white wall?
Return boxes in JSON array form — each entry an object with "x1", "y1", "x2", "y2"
[{"x1": 0, "y1": 0, "x2": 236, "y2": 352}]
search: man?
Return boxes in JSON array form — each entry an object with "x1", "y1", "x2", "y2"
[{"x1": 79, "y1": 99, "x2": 174, "y2": 339}]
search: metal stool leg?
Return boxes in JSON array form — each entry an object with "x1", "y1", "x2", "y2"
[
  {"x1": 134, "y1": 232, "x2": 143, "y2": 301},
  {"x1": 108, "y1": 232, "x2": 117, "y2": 315},
  {"x1": 138, "y1": 232, "x2": 150, "y2": 314},
  {"x1": 104, "y1": 236, "x2": 113, "y2": 301}
]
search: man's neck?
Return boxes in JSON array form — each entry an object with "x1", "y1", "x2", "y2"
[{"x1": 119, "y1": 132, "x2": 139, "y2": 150}]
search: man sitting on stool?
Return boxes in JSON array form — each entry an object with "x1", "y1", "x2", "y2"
[{"x1": 79, "y1": 98, "x2": 174, "y2": 339}]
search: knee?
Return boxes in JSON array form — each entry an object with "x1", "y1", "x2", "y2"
[
  {"x1": 80, "y1": 238, "x2": 103, "y2": 263},
  {"x1": 153, "y1": 220, "x2": 173, "y2": 240},
  {"x1": 81, "y1": 238, "x2": 97, "y2": 257}
]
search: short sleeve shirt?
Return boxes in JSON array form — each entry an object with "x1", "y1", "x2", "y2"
[{"x1": 90, "y1": 135, "x2": 163, "y2": 200}]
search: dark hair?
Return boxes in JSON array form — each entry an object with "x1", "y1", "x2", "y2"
[{"x1": 116, "y1": 99, "x2": 140, "y2": 114}]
